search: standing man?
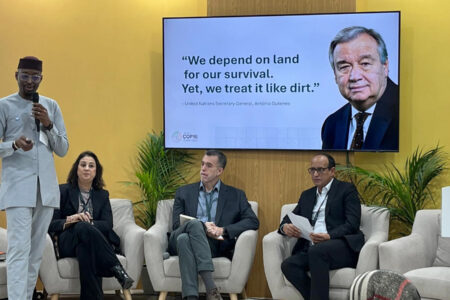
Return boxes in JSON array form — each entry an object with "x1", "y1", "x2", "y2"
[
  {"x1": 279, "y1": 153, "x2": 364, "y2": 300},
  {"x1": 169, "y1": 150, "x2": 259, "y2": 300},
  {"x1": 321, "y1": 26, "x2": 399, "y2": 151},
  {"x1": 0, "y1": 56, "x2": 69, "y2": 299}
]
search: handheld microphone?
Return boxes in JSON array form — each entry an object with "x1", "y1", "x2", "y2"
[{"x1": 32, "y1": 92, "x2": 40, "y2": 132}]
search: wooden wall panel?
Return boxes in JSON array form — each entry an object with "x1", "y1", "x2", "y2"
[
  {"x1": 222, "y1": 151, "x2": 351, "y2": 297},
  {"x1": 208, "y1": 0, "x2": 355, "y2": 16},
  {"x1": 207, "y1": 0, "x2": 356, "y2": 297}
]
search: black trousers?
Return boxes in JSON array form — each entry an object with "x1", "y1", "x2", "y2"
[
  {"x1": 281, "y1": 238, "x2": 358, "y2": 300},
  {"x1": 58, "y1": 222, "x2": 120, "y2": 300}
]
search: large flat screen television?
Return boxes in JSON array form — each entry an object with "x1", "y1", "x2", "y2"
[{"x1": 163, "y1": 11, "x2": 400, "y2": 151}]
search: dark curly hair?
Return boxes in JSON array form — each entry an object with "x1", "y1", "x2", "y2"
[{"x1": 67, "y1": 151, "x2": 105, "y2": 190}]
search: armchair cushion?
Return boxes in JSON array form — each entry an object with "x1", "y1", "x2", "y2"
[
  {"x1": 405, "y1": 267, "x2": 450, "y2": 299},
  {"x1": 56, "y1": 255, "x2": 127, "y2": 279},
  {"x1": 433, "y1": 236, "x2": 450, "y2": 267},
  {"x1": 433, "y1": 214, "x2": 450, "y2": 267},
  {"x1": 329, "y1": 268, "x2": 356, "y2": 289}
]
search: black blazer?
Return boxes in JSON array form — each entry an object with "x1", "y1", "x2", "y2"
[
  {"x1": 321, "y1": 78, "x2": 399, "y2": 151},
  {"x1": 279, "y1": 179, "x2": 364, "y2": 254},
  {"x1": 48, "y1": 183, "x2": 120, "y2": 249},
  {"x1": 172, "y1": 181, "x2": 259, "y2": 257}
]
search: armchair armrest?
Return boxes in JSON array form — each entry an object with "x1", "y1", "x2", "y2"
[
  {"x1": 263, "y1": 231, "x2": 293, "y2": 293},
  {"x1": 355, "y1": 231, "x2": 388, "y2": 275},
  {"x1": 119, "y1": 222, "x2": 145, "y2": 285},
  {"x1": 228, "y1": 229, "x2": 258, "y2": 292},
  {"x1": 38, "y1": 234, "x2": 62, "y2": 294},
  {"x1": 144, "y1": 224, "x2": 168, "y2": 290},
  {"x1": 379, "y1": 233, "x2": 429, "y2": 274},
  {"x1": 0, "y1": 228, "x2": 7, "y2": 252}
]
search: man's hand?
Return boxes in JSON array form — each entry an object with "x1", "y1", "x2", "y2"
[
  {"x1": 15, "y1": 136, "x2": 33, "y2": 151},
  {"x1": 310, "y1": 233, "x2": 330, "y2": 244},
  {"x1": 32, "y1": 103, "x2": 51, "y2": 127},
  {"x1": 205, "y1": 222, "x2": 224, "y2": 240},
  {"x1": 282, "y1": 223, "x2": 302, "y2": 238}
]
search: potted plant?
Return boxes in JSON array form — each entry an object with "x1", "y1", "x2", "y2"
[
  {"x1": 125, "y1": 132, "x2": 194, "y2": 294},
  {"x1": 337, "y1": 146, "x2": 447, "y2": 236},
  {"x1": 128, "y1": 131, "x2": 195, "y2": 229}
]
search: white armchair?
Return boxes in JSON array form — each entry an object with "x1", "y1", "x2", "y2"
[
  {"x1": 0, "y1": 227, "x2": 7, "y2": 299},
  {"x1": 263, "y1": 204, "x2": 389, "y2": 300},
  {"x1": 39, "y1": 198, "x2": 145, "y2": 300},
  {"x1": 144, "y1": 199, "x2": 258, "y2": 300},
  {"x1": 379, "y1": 209, "x2": 450, "y2": 300}
]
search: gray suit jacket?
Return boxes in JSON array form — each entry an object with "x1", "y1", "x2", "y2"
[
  {"x1": 0, "y1": 93, "x2": 68, "y2": 209},
  {"x1": 172, "y1": 181, "x2": 259, "y2": 258}
]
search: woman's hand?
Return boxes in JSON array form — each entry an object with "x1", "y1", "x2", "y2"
[{"x1": 67, "y1": 212, "x2": 92, "y2": 223}]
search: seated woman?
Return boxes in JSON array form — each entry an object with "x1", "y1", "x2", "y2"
[{"x1": 48, "y1": 151, "x2": 134, "y2": 299}]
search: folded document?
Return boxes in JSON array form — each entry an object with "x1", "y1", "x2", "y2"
[{"x1": 287, "y1": 212, "x2": 313, "y2": 241}]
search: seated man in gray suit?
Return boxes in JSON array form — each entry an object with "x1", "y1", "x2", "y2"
[{"x1": 168, "y1": 150, "x2": 259, "y2": 300}]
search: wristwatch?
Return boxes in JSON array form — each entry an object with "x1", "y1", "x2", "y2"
[{"x1": 45, "y1": 122, "x2": 53, "y2": 131}]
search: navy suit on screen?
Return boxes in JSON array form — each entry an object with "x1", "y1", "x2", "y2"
[{"x1": 321, "y1": 78, "x2": 399, "y2": 151}]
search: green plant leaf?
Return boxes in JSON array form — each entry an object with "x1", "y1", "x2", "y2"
[
  {"x1": 123, "y1": 131, "x2": 195, "y2": 229},
  {"x1": 336, "y1": 145, "x2": 447, "y2": 236}
]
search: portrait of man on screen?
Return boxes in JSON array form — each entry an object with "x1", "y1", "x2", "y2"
[{"x1": 321, "y1": 26, "x2": 399, "y2": 151}]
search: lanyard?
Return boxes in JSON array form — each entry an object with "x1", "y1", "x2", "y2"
[
  {"x1": 79, "y1": 189, "x2": 92, "y2": 213},
  {"x1": 205, "y1": 191, "x2": 213, "y2": 222},
  {"x1": 312, "y1": 193, "x2": 328, "y2": 226}
]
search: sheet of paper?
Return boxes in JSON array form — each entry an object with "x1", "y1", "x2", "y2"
[
  {"x1": 180, "y1": 214, "x2": 196, "y2": 226},
  {"x1": 39, "y1": 130, "x2": 49, "y2": 147},
  {"x1": 288, "y1": 212, "x2": 313, "y2": 241}
]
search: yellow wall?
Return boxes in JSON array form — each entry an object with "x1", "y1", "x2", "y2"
[
  {"x1": 0, "y1": 0, "x2": 207, "y2": 227},
  {"x1": 2, "y1": 0, "x2": 449, "y2": 219},
  {"x1": 354, "y1": 0, "x2": 450, "y2": 204},
  {"x1": 1, "y1": 0, "x2": 450, "y2": 294},
  {"x1": 355, "y1": 0, "x2": 450, "y2": 168}
]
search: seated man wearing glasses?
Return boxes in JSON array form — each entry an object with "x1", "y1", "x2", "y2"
[{"x1": 278, "y1": 153, "x2": 364, "y2": 300}]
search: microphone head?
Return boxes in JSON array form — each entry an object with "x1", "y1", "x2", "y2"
[{"x1": 32, "y1": 92, "x2": 39, "y2": 103}]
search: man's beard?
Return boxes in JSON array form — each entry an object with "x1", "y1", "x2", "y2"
[{"x1": 22, "y1": 87, "x2": 35, "y2": 99}]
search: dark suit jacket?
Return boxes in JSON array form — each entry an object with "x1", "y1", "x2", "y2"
[
  {"x1": 172, "y1": 181, "x2": 259, "y2": 258},
  {"x1": 279, "y1": 179, "x2": 364, "y2": 255},
  {"x1": 48, "y1": 183, "x2": 120, "y2": 250},
  {"x1": 321, "y1": 78, "x2": 399, "y2": 151}
]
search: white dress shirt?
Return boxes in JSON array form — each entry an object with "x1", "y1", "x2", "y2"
[{"x1": 312, "y1": 178, "x2": 334, "y2": 234}]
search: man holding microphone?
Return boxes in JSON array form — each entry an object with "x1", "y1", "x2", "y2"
[{"x1": 0, "y1": 56, "x2": 69, "y2": 299}]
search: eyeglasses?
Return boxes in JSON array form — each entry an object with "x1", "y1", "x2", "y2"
[
  {"x1": 18, "y1": 73, "x2": 42, "y2": 83},
  {"x1": 308, "y1": 167, "x2": 330, "y2": 174}
]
